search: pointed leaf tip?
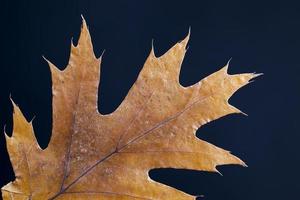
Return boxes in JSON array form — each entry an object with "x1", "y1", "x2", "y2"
[
  {"x1": 229, "y1": 105, "x2": 248, "y2": 116},
  {"x1": 252, "y1": 72, "x2": 264, "y2": 79},
  {"x1": 76, "y1": 16, "x2": 96, "y2": 58},
  {"x1": 227, "y1": 57, "x2": 232, "y2": 66},
  {"x1": 9, "y1": 97, "x2": 19, "y2": 114},
  {"x1": 180, "y1": 28, "x2": 191, "y2": 49},
  {"x1": 222, "y1": 58, "x2": 232, "y2": 74},
  {"x1": 79, "y1": 15, "x2": 92, "y2": 46},
  {"x1": 81, "y1": 14, "x2": 87, "y2": 25},
  {"x1": 246, "y1": 72, "x2": 263, "y2": 84},
  {"x1": 43, "y1": 56, "x2": 61, "y2": 73},
  {"x1": 80, "y1": 15, "x2": 89, "y2": 36},
  {"x1": 149, "y1": 39, "x2": 157, "y2": 58},
  {"x1": 3, "y1": 125, "x2": 11, "y2": 140},
  {"x1": 99, "y1": 49, "x2": 106, "y2": 60},
  {"x1": 215, "y1": 168, "x2": 223, "y2": 176}
]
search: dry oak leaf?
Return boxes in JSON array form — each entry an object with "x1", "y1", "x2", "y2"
[{"x1": 2, "y1": 18, "x2": 260, "y2": 200}]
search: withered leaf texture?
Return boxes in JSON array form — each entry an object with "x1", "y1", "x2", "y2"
[{"x1": 2, "y1": 18, "x2": 260, "y2": 200}]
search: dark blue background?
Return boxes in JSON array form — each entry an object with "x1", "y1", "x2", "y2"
[{"x1": 0, "y1": 0, "x2": 299, "y2": 199}]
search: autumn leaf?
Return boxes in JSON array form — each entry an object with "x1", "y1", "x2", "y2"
[{"x1": 1, "y1": 17, "x2": 260, "y2": 200}]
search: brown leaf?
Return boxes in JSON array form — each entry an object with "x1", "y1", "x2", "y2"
[{"x1": 1, "y1": 17, "x2": 260, "y2": 200}]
